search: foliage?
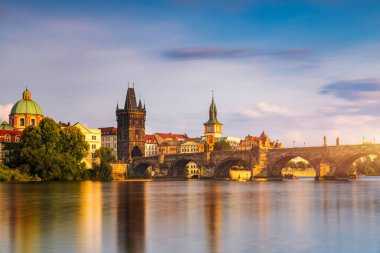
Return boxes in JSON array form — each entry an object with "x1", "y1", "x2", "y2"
[
  {"x1": 214, "y1": 140, "x2": 232, "y2": 151},
  {"x1": 92, "y1": 147, "x2": 116, "y2": 181},
  {"x1": 284, "y1": 160, "x2": 311, "y2": 170},
  {"x1": 0, "y1": 165, "x2": 38, "y2": 182},
  {"x1": 3, "y1": 142, "x2": 22, "y2": 168},
  {"x1": 350, "y1": 156, "x2": 380, "y2": 176},
  {"x1": 18, "y1": 118, "x2": 89, "y2": 180}
]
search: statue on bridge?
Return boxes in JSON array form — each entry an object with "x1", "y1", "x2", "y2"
[{"x1": 323, "y1": 135, "x2": 327, "y2": 147}]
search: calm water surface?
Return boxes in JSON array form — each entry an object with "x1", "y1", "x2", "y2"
[{"x1": 1, "y1": 179, "x2": 380, "y2": 253}]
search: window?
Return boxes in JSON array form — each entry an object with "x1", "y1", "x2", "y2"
[
  {"x1": 92, "y1": 136, "x2": 96, "y2": 140},
  {"x1": 92, "y1": 144, "x2": 97, "y2": 149},
  {"x1": 20, "y1": 118, "x2": 25, "y2": 126},
  {"x1": 5, "y1": 135, "x2": 10, "y2": 142},
  {"x1": 15, "y1": 136, "x2": 20, "y2": 143},
  {"x1": 31, "y1": 119, "x2": 36, "y2": 126},
  {"x1": 92, "y1": 153, "x2": 96, "y2": 158}
]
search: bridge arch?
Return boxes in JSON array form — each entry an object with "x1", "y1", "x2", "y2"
[
  {"x1": 167, "y1": 158, "x2": 204, "y2": 178},
  {"x1": 269, "y1": 154, "x2": 318, "y2": 178},
  {"x1": 133, "y1": 162, "x2": 156, "y2": 178},
  {"x1": 336, "y1": 151, "x2": 380, "y2": 177},
  {"x1": 214, "y1": 158, "x2": 250, "y2": 179}
]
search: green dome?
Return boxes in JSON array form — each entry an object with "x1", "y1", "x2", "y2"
[{"x1": 10, "y1": 89, "x2": 43, "y2": 115}]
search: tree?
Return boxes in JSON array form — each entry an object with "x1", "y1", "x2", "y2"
[
  {"x1": 214, "y1": 140, "x2": 232, "y2": 151},
  {"x1": 93, "y1": 147, "x2": 116, "y2": 180},
  {"x1": 19, "y1": 118, "x2": 89, "y2": 180}
]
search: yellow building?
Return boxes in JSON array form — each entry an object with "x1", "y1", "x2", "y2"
[
  {"x1": 230, "y1": 166, "x2": 252, "y2": 180},
  {"x1": 186, "y1": 162, "x2": 200, "y2": 179},
  {"x1": 203, "y1": 94, "x2": 222, "y2": 138},
  {"x1": 180, "y1": 138, "x2": 202, "y2": 153},
  {"x1": 73, "y1": 123, "x2": 101, "y2": 169},
  {"x1": 198, "y1": 135, "x2": 216, "y2": 152},
  {"x1": 9, "y1": 88, "x2": 44, "y2": 130}
]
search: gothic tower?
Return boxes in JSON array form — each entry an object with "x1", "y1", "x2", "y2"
[
  {"x1": 204, "y1": 94, "x2": 223, "y2": 138},
  {"x1": 116, "y1": 84, "x2": 146, "y2": 162}
]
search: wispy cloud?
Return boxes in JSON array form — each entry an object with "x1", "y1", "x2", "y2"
[
  {"x1": 163, "y1": 47, "x2": 310, "y2": 60},
  {"x1": 0, "y1": 104, "x2": 12, "y2": 121},
  {"x1": 320, "y1": 79, "x2": 380, "y2": 100},
  {"x1": 235, "y1": 102, "x2": 294, "y2": 119}
]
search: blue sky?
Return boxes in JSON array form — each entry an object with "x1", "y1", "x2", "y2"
[{"x1": 1, "y1": 0, "x2": 380, "y2": 146}]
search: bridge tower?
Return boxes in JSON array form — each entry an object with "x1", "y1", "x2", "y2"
[
  {"x1": 203, "y1": 93, "x2": 223, "y2": 138},
  {"x1": 116, "y1": 83, "x2": 146, "y2": 162}
]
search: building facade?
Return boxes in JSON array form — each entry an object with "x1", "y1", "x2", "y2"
[
  {"x1": 116, "y1": 86, "x2": 146, "y2": 162},
  {"x1": 186, "y1": 162, "x2": 200, "y2": 179},
  {"x1": 240, "y1": 131, "x2": 283, "y2": 150},
  {"x1": 0, "y1": 122, "x2": 23, "y2": 164},
  {"x1": 154, "y1": 133, "x2": 188, "y2": 155},
  {"x1": 180, "y1": 138, "x2": 201, "y2": 153},
  {"x1": 145, "y1": 134, "x2": 158, "y2": 157},
  {"x1": 9, "y1": 88, "x2": 44, "y2": 131},
  {"x1": 218, "y1": 136, "x2": 242, "y2": 151},
  {"x1": 99, "y1": 127, "x2": 117, "y2": 158},
  {"x1": 73, "y1": 123, "x2": 101, "y2": 169}
]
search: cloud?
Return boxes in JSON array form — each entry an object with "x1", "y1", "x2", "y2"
[
  {"x1": 330, "y1": 115, "x2": 377, "y2": 124},
  {"x1": 234, "y1": 102, "x2": 294, "y2": 119},
  {"x1": 257, "y1": 102, "x2": 293, "y2": 116},
  {"x1": 163, "y1": 47, "x2": 310, "y2": 60},
  {"x1": 320, "y1": 79, "x2": 380, "y2": 100},
  {"x1": 0, "y1": 104, "x2": 12, "y2": 121}
]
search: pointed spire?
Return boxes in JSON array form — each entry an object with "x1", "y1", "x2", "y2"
[
  {"x1": 260, "y1": 131, "x2": 268, "y2": 139},
  {"x1": 116, "y1": 100, "x2": 119, "y2": 110},
  {"x1": 204, "y1": 91, "x2": 221, "y2": 125},
  {"x1": 138, "y1": 99, "x2": 142, "y2": 109}
]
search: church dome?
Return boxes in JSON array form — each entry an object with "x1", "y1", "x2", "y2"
[{"x1": 10, "y1": 89, "x2": 43, "y2": 115}]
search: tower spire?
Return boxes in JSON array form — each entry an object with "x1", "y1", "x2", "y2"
[{"x1": 204, "y1": 91, "x2": 221, "y2": 125}]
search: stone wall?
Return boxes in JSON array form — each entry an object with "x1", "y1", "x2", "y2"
[{"x1": 111, "y1": 163, "x2": 127, "y2": 180}]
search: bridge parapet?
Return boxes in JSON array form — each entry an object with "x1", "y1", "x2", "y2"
[{"x1": 129, "y1": 144, "x2": 380, "y2": 180}]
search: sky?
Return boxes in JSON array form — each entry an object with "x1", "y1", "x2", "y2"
[{"x1": 1, "y1": 0, "x2": 380, "y2": 146}]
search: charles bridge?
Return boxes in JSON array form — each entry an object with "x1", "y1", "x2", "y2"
[{"x1": 128, "y1": 144, "x2": 380, "y2": 180}]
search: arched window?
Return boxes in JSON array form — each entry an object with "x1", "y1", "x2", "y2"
[
  {"x1": 15, "y1": 136, "x2": 20, "y2": 142},
  {"x1": 20, "y1": 118, "x2": 25, "y2": 126},
  {"x1": 5, "y1": 135, "x2": 10, "y2": 142},
  {"x1": 31, "y1": 119, "x2": 36, "y2": 126}
]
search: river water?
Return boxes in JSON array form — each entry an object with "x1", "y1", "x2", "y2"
[{"x1": 1, "y1": 178, "x2": 380, "y2": 253}]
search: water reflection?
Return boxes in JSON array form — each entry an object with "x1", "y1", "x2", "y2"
[
  {"x1": 204, "y1": 183, "x2": 222, "y2": 253},
  {"x1": 80, "y1": 182, "x2": 102, "y2": 253},
  {"x1": 1, "y1": 180, "x2": 380, "y2": 253},
  {"x1": 116, "y1": 183, "x2": 146, "y2": 253}
]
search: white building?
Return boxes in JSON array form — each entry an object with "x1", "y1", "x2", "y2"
[
  {"x1": 145, "y1": 135, "x2": 159, "y2": 157},
  {"x1": 99, "y1": 127, "x2": 117, "y2": 158},
  {"x1": 218, "y1": 136, "x2": 242, "y2": 151}
]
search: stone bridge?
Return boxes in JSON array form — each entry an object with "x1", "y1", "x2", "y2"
[{"x1": 129, "y1": 144, "x2": 380, "y2": 180}]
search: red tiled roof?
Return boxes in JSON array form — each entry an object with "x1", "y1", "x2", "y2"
[
  {"x1": 155, "y1": 133, "x2": 188, "y2": 140},
  {"x1": 99, "y1": 127, "x2": 117, "y2": 135},
  {"x1": 145, "y1": 134, "x2": 157, "y2": 144},
  {"x1": 186, "y1": 137, "x2": 202, "y2": 142}
]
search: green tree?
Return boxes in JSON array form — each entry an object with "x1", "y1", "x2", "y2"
[
  {"x1": 19, "y1": 118, "x2": 89, "y2": 180},
  {"x1": 93, "y1": 147, "x2": 116, "y2": 181},
  {"x1": 214, "y1": 140, "x2": 232, "y2": 151}
]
